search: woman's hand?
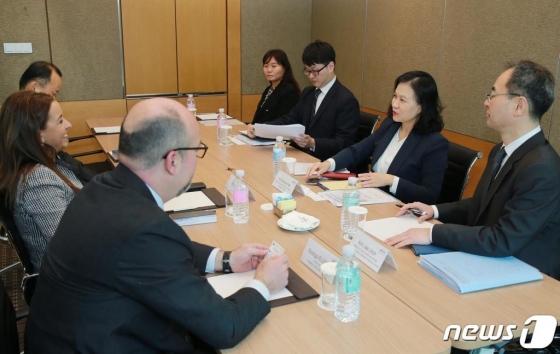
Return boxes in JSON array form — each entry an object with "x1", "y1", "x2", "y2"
[
  {"x1": 306, "y1": 161, "x2": 331, "y2": 178},
  {"x1": 357, "y1": 172, "x2": 394, "y2": 188}
]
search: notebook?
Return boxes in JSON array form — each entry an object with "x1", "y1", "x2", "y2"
[
  {"x1": 410, "y1": 244, "x2": 452, "y2": 256},
  {"x1": 418, "y1": 252, "x2": 543, "y2": 293}
]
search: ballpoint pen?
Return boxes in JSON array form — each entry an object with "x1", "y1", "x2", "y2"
[{"x1": 395, "y1": 204, "x2": 427, "y2": 217}]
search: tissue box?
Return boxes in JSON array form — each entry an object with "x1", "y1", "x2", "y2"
[
  {"x1": 272, "y1": 193, "x2": 293, "y2": 206},
  {"x1": 273, "y1": 199, "x2": 297, "y2": 217}
]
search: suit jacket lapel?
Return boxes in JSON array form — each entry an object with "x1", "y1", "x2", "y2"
[
  {"x1": 371, "y1": 123, "x2": 400, "y2": 170},
  {"x1": 387, "y1": 131, "x2": 421, "y2": 174},
  {"x1": 308, "y1": 80, "x2": 340, "y2": 130},
  {"x1": 476, "y1": 132, "x2": 546, "y2": 221}
]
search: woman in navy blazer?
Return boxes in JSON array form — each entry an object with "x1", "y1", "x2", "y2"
[
  {"x1": 251, "y1": 49, "x2": 300, "y2": 124},
  {"x1": 307, "y1": 71, "x2": 448, "y2": 204}
]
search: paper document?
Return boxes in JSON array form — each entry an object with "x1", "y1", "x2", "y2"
[
  {"x1": 164, "y1": 191, "x2": 215, "y2": 212},
  {"x1": 361, "y1": 214, "x2": 432, "y2": 241},
  {"x1": 93, "y1": 126, "x2": 120, "y2": 134},
  {"x1": 200, "y1": 119, "x2": 245, "y2": 127},
  {"x1": 418, "y1": 252, "x2": 543, "y2": 293},
  {"x1": 294, "y1": 162, "x2": 314, "y2": 176},
  {"x1": 254, "y1": 123, "x2": 305, "y2": 139},
  {"x1": 318, "y1": 187, "x2": 398, "y2": 207},
  {"x1": 196, "y1": 113, "x2": 234, "y2": 120},
  {"x1": 207, "y1": 270, "x2": 293, "y2": 301}
]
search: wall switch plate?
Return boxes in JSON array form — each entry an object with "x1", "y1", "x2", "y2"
[{"x1": 3, "y1": 42, "x2": 33, "y2": 54}]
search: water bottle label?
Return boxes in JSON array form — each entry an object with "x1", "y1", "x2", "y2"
[
  {"x1": 345, "y1": 274, "x2": 360, "y2": 294},
  {"x1": 187, "y1": 103, "x2": 195, "y2": 110},
  {"x1": 273, "y1": 149, "x2": 286, "y2": 161},
  {"x1": 233, "y1": 190, "x2": 248, "y2": 203},
  {"x1": 217, "y1": 120, "x2": 224, "y2": 129}
]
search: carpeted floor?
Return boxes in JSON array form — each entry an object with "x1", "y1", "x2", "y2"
[{"x1": 1, "y1": 240, "x2": 27, "y2": 351}]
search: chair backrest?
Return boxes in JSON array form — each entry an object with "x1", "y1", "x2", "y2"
[
  {"x1": 356, "y1": 111, "x2": 381, "y2": 143},
  {"x1": 0, "y1": 279, "x2": 19, "y2": 354},
  {"x1": 437, "y1": 142, "x2": 482, "y2": 204},
  {"x1": 0, "y1": 204, "x2": 34, "y2": 275}
]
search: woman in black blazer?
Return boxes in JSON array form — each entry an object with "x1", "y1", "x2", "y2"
[{"x1": 251, "y1": 49, "x2": 300, "y2": 124}]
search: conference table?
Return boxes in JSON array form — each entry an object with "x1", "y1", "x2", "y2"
[{"x1": 86, "y1": 117, "x2": 560, "y2": 352}]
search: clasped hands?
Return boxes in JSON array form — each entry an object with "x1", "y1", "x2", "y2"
[
  {"x1": 226, "y1": 243, "x2": 289, "y2": 294},
  {"x1": 247, "y1": 124, "x2": 315, "y2": 149}
]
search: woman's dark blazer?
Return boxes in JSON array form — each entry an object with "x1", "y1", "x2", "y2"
[
  {"x1": 332, "y1": 117, "x2": 449, "y2": 204},
  {"x1": 251, "y1": 80, "x2": 300, "y2": 124}
]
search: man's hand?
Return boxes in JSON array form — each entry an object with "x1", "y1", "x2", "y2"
[
  {"x1": 395, "y1": 202, "x2": 434, "y2": 223},
  {"x1": 291, "y1": 133, "x2": 315, "y2": 149},
  {"x1": 306, "y1": 161, "x2": 331, "y2": 178},
  {"x1": 229, "y1": 243, "x2": 268, "y2": 273},
  {"x1": 385, "y1": 228, "x2": 431, "y2": 248},
  {"x1": 254, "y1": 254, "x2": 289, "y2": 294}
]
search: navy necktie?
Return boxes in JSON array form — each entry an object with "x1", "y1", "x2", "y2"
[
  {"x1": 489, "y1": 147, "x2": 507, "y2": 188},
  {"x1": 311, "y1": 89, "x2": 321, "y2": 119}
]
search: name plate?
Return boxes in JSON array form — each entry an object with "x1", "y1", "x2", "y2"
[
  {"x1": 350, "y1": 229, "x2": 397, "y2": 273},
  {"x1": 272, "y1": 170, "x2": 299, "y2": 195},
  {"x1": 300, "y1": 238, "x2": 339, "y2": 277}
]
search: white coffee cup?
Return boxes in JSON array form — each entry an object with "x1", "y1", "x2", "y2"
[
  {"x1": 344, "y1": 206, "x2": 368, "y2": 241},
  {"x1": 281, "y1": 157, "x2": 297, "y2": 175}
]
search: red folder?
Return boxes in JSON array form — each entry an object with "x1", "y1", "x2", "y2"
[{"x1": 321, "y1": 172, "x2": 356, "y2": 180}]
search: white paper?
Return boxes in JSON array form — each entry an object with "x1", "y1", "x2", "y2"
[
  {"x1": 318, "y1": 187, "x2": 398, "y2": 207},
  {"x1": 361, "y1": 214, "x2": 433, "y2": 241},
  {"x1": 306, "y1": 189, "x2": 326, "y2": 201},
  {"x1": 196, "y1": 113, "x2": 234, "y2": 120},
  {"x1": 300, "y1": 238, "x2": 339, "y2": 277},
  {"x1": 294, "y1": 162, "x2": 314, "y2": 176},
  {"x1": 207, "y1": 270, "x2": 293, "y2": 301},
  {"x1": 229, "y1": 136, "x2": 246, "y2": 145},
  {"x1": 93, "y1": 126, "x2": 121, "y2": 134},
  {"x1": 200, "y1": 119, "x2": 245, "y2": 127},
  {"x1": 350, "y1": 229, "x2": 397, "y2": 272},
  {"x1": 164, "y1": 191, "x2": 215, "y2": 212},
  {"x1": 173, "y1": 214, "x2": 217, "y2": 226},
  {"x1": 254, "y1": 123, "x2": 305, "y2": 139}
]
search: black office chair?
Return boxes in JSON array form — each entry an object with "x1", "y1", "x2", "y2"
[
  {"x1": 0, "y1": 279, "x2": 27, "y2": 354},
  {"x1": 437, "y1": 142, "x2": 482, "y2": 204},
  {"x1": 0, "y1": 205, "x2": 38, "y2": 306},
  {"x1": 350, "y1": 112, "x2": 381, "y2": 174}
]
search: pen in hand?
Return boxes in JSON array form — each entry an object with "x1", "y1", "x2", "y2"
[{"x1": 395, "y1": 204, "x2": 427, "y2": 217}]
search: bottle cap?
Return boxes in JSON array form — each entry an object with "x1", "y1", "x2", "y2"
[
  {"x1": 218, "y1": 108, "x2": 225, "y2": 113},
  {"x1": 276, "y1": 136, "x2": 283, "y2": 142},
  {"x1": 188, "y1": 94, "x2": 193, "y2": 98},
  {"x1": 348, "y1": 177, "x2": 358, "y2": 185},
  {"x1": 342, "y1": 245, "x2": 355, "y2": 257},
  {"x1": 235, "y1": 169, "x2": 245, "y2": 178}
]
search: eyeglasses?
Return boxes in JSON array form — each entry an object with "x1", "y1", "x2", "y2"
[
  {"x1": 303, "y1": 64, "x2": 328, "y2": 77},
  {"x1": 162, "y1": 142, "x2": 208, "y2": 159},
  {"x1": 486, "y1": 93, "x2": 522, "y2": 102}
]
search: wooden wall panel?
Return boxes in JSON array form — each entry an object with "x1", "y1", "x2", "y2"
[
  {"x1": 439, "y1": 0, "x2": 560, "y2": 143},
  {"x1": 362, "y1": 0, "x2": 445, "y2": 111},
  {"x1": 47, "y1": 0, "x2": 123, "y2": 101},
  {"x1": 121, "y1": 0, "x2": 177, "y2": 95},
  {"x1": 59, "y1": 99, "x2": 127, "y2": 137},
  {"x1": 241, "y1": 0, "x2": 312, "y2": 95},
  {"x1": 0, "y1": 1, "x2": 50, "y2": 103},
  {"x1": 241, "y1": 94, "x2": 261, "y2": 123},
  {"x1": 176, "y1": 0, "x2": 227, "y2": 93},
  {"x1": 312, "y1": 0, "x2": 366, "y2": 104},
  {"x1": 227, "y1": 0, "x2": 242, "y2": 118}
]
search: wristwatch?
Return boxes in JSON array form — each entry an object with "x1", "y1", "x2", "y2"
[{"x1": 222, "y1": 251, "x2": 233, "y2": 273}]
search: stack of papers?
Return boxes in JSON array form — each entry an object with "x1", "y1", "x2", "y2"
[
  {"x1": 164, "y1": 191, "x2": 215, "y2": 212},
  {"x1": 93, "y1": 126, "x2": 120, "y2": 134},
  {"x1": 207, "y1": 270, "x2": 293, "y2": 301},
  {"x1": 254, "y1": 123, "x2": 305, "y2": 139},
  {"x1": 318, "y1": 188, "x2": 398, "y2": 207},
  {"x1": 418, "y1": 252, "x2": 543, "y2": 293},
  {"x1": 172, "y1": 210, "x2": 217, "y2": 226},
  {"x1": 361, "y1": 214, "x2": 432, "y2": 241},
  {"x1": 234, "y1": 133, "x2": 276, "y2": 146},
  {"x1": 196, "y1": 113, "x2": 234, "y2": 120}
]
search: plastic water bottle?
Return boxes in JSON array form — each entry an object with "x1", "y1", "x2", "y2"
[
  {"x1": 334, "y1": 245, "x2": 361, "y2": 322},
  {"x1": 186, "y1": 94, "x2": 196, "y2": 113},
  {"x1": 216, "y1": 108, "x2": 227, "y2": 141},
  {"x1": 272, "y1": 136, "x2": 286, "y2": 177},
  {"x1": 232, "y1": 170, "x2": 249, "y2": 224},
  {"x1": 341, "y1": 177, "x2": 360, "y2": 232}
]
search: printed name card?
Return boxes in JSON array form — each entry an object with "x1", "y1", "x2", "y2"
[
  {"x1": 272, "y1": 170, "x2": 299, "y2": 195},
  {"x1": 300, "y1": 238, "x2": 339, "y2": 277},
  {"x1": 350, "y1": 229, "x2": 398, "y2": 273}
]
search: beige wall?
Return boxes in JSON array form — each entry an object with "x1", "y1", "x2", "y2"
[
  {"x1": 311, "y1": 0, "x2": 560, "y2": 150},
  {"x1": 241, "y1": 0, "x2": 312, "y2": 95}
]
